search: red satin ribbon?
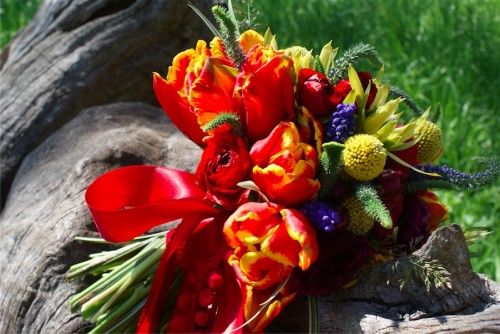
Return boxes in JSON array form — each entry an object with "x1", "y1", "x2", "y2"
[
  {"x1": 85, "y1": 165, "x2": 220, "y2": 242},
  {"x1": 85, "y1": 165, "x2": 225, "y2": 333}
]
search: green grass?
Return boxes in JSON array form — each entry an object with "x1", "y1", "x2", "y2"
[
  {"x1": 254, "y1": 0, "x2": 499, "y2": 281},
  {"x1": 3, "y1": 0, "x2": 499, "y2": 280},
  {"x1": 0, "y1": 0, "x2": 42, "y2": 48}
]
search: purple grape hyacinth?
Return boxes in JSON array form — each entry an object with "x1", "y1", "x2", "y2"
[
  {"x1": 301, "y1": 200, "x2": 342, "y2": 233},
  {"x1": 325, "y1": 103, "x2": 357, "y2": 143}
]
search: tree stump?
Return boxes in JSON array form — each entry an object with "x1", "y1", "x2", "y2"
[{"x1": 0, "y1": 0, "x2": 214, "y2": 207}]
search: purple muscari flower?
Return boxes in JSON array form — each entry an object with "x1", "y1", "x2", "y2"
[
  {"x1": 301, "y1": 200, "x2": 342, "y2": 233},
  {"x1": 325, "y1": 103, "x2": 357, "y2": 143},
  {"x1": 408, "y1": 162, "x2": 498, "y2": 189}
]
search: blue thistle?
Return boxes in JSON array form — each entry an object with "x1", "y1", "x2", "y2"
[
  {"x1": 301, "y1": 200, "x2": 342, "y2": 233},
  {"x1": 325, "y1": 103, "x2": 357, "y2": 143}
]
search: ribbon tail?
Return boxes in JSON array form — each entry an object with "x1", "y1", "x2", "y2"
[{"x1": 135, "y1": 215, "x2": 208, "y2": 333}]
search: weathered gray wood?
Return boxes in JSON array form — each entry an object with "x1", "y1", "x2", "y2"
[
  {"x1": 0, "y1": 103, "x2": 201, "y2": 333},
  {"x1": 268, "y1": 224, "x2": 500, "y2": 333},
  {"x1": 0, "y1": 0, "x2": 213, "y2": 206}
]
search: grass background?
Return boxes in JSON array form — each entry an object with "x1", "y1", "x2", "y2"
[{"x1": 2, "y1": 0, "x2": 498, "y2": 280}]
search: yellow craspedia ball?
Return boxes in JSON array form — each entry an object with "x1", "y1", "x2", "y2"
[
  {"x1": 343, "y1": 195, "x2": 374, "y2": 235},
  {"x1": 342, "y1": 134, "x2": 387, "y2": 181},
  {"x1": 415, "y1": 120, "x2": 443, "y2": 164}
]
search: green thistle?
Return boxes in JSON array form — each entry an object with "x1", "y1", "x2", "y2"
[
  {"x1": 328, "y1": 43, "x2": 383, "y2": 84},
  {"x1": 212, "y1": 5, "x2": 246, "y2": 67},
  {"x1": 354, "y1": 182, "x2": 393, "y2": 229}
]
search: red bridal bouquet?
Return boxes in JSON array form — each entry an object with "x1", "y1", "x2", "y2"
[{"x1": 67, "y1": 3, "x2": 498, "y2": 334}]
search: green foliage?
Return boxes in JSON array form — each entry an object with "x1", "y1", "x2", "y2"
[
  {"x1": 328, "y1": 43, "x2": 383, "y2": 84},
  {"x1": 389, "y1": 85, "x2": 424, "y2": 116},
  {"x1": 317, "y1": 141, "x2": 344, "y2": 200},
  {"x1": 212, "y1": 5, "x2": 246, "y2": 67},
  {"x1": 354, "y1": 183, "x2": 392, "y2": 229},
  {"x1": 229, "y1": 0, "x2": 259, "y2": 32},
  {"x1": 390, "y1": 256, "x2": 451, "y2": 292},
  {"x1": 253, "y1": 0, "x2": 500, "y2": 281},
  {"x1": 0, "y1": 0, "x2": 43, "y2": 48}
]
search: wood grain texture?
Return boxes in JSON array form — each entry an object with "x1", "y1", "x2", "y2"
[
  {"x1": 0, "y1": 0, "x2": 213, "y2": 205},
  {"x1": 0, "y1": 103, "x2": 201, "y2": 333}
]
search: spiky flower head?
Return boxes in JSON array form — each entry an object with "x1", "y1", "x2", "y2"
[
  {"x1": 343, "y1": 195, "x2": 375, "y2": 235},
  {"x1": 342, "y1": 134, "x2": 387, "y2": 181},
  {"x1": 415, "y1": 120, "x2": 443, "y2": 164}
]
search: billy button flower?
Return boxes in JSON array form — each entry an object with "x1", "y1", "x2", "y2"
[
  {"x1": 414, "y1": 120, "x2": 443, "y2": 164},
  {"x1": 342, "y1": 134, "x2": 387, "y2": 181},
  {"x1": 250, "y1": 122, "x2": 321, "y2": 206}
]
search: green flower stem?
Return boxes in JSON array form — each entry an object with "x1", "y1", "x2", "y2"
[
  {"x1": 90, "y1": 284, "x2": 150, "y2": 333},
  {"x1": 308, "y1": 295, "x2": 319, "y2": 334},
  {"x1": 89, "y1": 298, "x2": 146, "y2": 334},
  {"x1": 67, "y1": 240, "x2": 149, "y2": 281},
  {"x1": 70, "y1": 235, "x2": 164, "y2": 313},
  {"x1": 81, "y1": 237, "x2": 165, "y2": 321}
]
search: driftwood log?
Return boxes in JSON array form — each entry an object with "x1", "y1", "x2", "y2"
[
  {"x1": 1, "y1": 0, "x2": 499, "y2": 333},
  {"x1": 0, "y1": 0, "x2": 214, "y2": 207}
]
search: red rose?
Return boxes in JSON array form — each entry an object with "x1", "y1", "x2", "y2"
[
  {"x1": 297, "y1": 68, "x2": 337, "y2": 118},
  {"x1": 196, "y1": 126, "x2": 251, "y2": 209},
  {"x1": 331, "y1": 79, "x2": 352, "y2": 105}
]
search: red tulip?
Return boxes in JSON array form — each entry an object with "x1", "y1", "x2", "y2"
[
  {"x1": 223, "y1": 202, "x2": 318, "y2": 331},
  {"x1": 250, "y1": 122, "x2": 320, "y2": 206}
]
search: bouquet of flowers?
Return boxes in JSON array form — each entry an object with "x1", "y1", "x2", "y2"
[{"x1": 67, "y1": 2, "x2": 498, "y2": 333}]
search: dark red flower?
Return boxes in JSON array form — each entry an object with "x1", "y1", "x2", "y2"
[
  {"x1": 331, "y1": 79, "x2": 352, "y2": 105},
  {"x1": 297, "y1": 68, "x2": 338, "y2": 118},
  {"x1": 396, "y1": 193, "x2": 431, "y2": 253},
  {"x1": 371, "y1": 169, "x2": 404, "y2": 241},
  {"x1": 384, "y1": 142, "x2": 419, "y2": 180},
  {"x1": 196, "y1": 126, "x2": 251, "y2": 209},
  {"x1": 297, "y1": 231, "x2": 371, "y2": 296}
]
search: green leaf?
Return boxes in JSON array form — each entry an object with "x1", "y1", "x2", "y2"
[
  {"x1": 319, "y1": 41, "x2": 337, "y2": 74},
  {"x1": 187, "y1": 2, "x2": 220, "y2": 37},
  {"x1": 389, "y1": 85, "x2": 424, "y2": 116},
  {"x1": 318, "y1": 141, "x2": 344, "y2": 200},
  {"x1": 354, "y1": 183, "x2": 392, "y2": 229},
  {"x1": 364, "y1": 98, "x2": 402, "y2": 135}
]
